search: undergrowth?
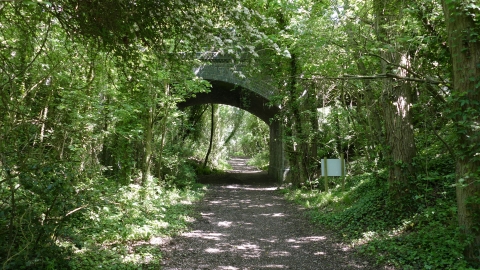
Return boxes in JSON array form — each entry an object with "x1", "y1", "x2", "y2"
[
  {"x1": 281, "y1": 173, "x2": 475, "y2": 269},
  {"x1": 247, "y1": 150, "x2": 269, "y2": 171},
  {"x1": 64, "y1": 178, "x2": 205, "y2": 269}
]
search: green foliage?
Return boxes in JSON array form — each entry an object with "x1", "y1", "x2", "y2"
[
  {"x1": 0, "y1": 164, "x2": 99, "y2": 269},
  {"x1": 247, "y1": 150, "x2": 270, "y2": 171},
  {"x1": 66, "y1": 178, "x2": 205, "y2": 269},
  {"x1": 159, "y1": 146, "x2": 198, "y2": 188},
  {"x1": 236, "y1": 114, "x2": 269, "y2": 158},
  {"x1": 0, "y1": 1, "x2": 274, "y2": 268},
  {"x1": 363, "y1": 219, "x2": 468, "y2": 269},
  {"x1": 283, "y1": 171, "x2": 471, "y2": 269},
  {"x1": 1, "y1": 0, "x2": 479, "y2": 268},
  {"x1": 184, "y1": 104, "x2": 270, "y2": 171}
]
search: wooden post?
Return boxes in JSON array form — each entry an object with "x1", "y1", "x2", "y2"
[
  {"x1": 324, "y1": 157, "x2": 328, "y2": 192},
  {"x1": 341, "y1": 153, "x2": 345, "y2": 191}
]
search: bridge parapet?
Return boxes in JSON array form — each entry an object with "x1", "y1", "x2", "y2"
[{"x1": 195, "y1": 52, "x2": 276, "y2": 100}]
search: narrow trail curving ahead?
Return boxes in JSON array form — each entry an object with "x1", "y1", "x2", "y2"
[{"x1": 160, "y1": 158, "x2": 388, "y2": 270}]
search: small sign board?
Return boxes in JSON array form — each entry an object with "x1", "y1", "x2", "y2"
[{"x1": 321, "y1": 159, "x2": 345, "y2": 177}]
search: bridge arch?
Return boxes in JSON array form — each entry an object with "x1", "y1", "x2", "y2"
[
  {"x1": 177, "y1": 63, "x2": 285, "y2": 182},
  {"x1": 178, "y1": 80, "x2": 277, "y2": 124}
]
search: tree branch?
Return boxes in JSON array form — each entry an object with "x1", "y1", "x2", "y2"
[
  {"x1": 366, "y1": 52, "x2": 421, "y2": 77},
  {"x1": 305, "y1": 73, "x2": 443, "y2": 85},
  {"x1": 65, "y1": 205, "x2": 89, "y2": 217},
  {"x1": 431, "y1": 125, "x2": 456, "y2": 160}
]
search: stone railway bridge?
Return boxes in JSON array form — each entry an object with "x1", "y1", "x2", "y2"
[{"x1": 177, "y1": 53, "x2": 286, "y2": 182}]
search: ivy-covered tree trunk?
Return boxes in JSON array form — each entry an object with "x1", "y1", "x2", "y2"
[
  {"x1": 308, "y1": 83, "x2": 321, "y2": 179},
  {"x1": 285, "y1": 53, "x2": 306, "y2": 187},
  {"x1": 442, "y1": 0, "x2": 480, "y2": 264}
]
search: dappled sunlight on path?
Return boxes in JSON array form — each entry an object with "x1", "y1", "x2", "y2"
[
  {"x1": 227, "y1": 157, "x2": 263, "y2": 173},
  {"x1": 197, "y1": 157, "x2": 274, "y2": 186},
  {"x1": 160, "y1": 181, "x2": 380, "y2": 269}
]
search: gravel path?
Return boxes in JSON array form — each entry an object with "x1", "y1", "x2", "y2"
[{"x1": 160, "y1": 158, "x2": 387, "y2": 269}]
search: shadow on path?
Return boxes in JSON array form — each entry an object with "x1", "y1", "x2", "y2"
[
  {"x1": 160, "y1": 158, "x2": 388, "y2": 269},
  {"x1": 197, "y1": 157, "x2": 275, "y2": 186}
]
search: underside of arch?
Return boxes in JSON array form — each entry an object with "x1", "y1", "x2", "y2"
[
  {"x1": 177, "y1": 79, "x2": 285, "y2": 183},
  {"x1": 177, "y1": 80, "x2": 278, "y2": 125}
]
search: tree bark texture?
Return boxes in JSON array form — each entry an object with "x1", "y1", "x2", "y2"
[
  {"x1": 374, "y1": 0, "x2": 417, "y2": 196},
  {"x1": 382, "y1": 81, "x2": 417, "y2": 190},
  {"x1": 442, "y1": 0, "x2": 480, "y2": 264}
]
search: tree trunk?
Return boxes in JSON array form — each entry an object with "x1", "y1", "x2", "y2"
[
  {"x1": 203, "y1": 103, "x2": 215, "y2": 168},
  {"x1": 382, "y1": 81, "x2": 417, "y2": 193},
  {"x1": 285, "y1": 53, "x2": 306, "y2": 187},
  {"x1": 309, "y1": 83, "x2": 320, "y2": 179},
  {"x1": 374, "y1": 0, "x2": 417, "y2": 197},
  {"x1": 224, "y1": 110, "x2": 244, "y2": 146},
  {"x1": 157, "y1": 82, "x2": 170, "y2": 180},
  {"x1": 442, "y1": 0, "x2": 480, "y2": 264},
  {"x1": 142, "y1": 92, "x2": 156, "y2": 186}
]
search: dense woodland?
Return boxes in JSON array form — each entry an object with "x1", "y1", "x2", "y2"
[{"x1": 0, "y1": 0, "x2": 479, "y2": 269}]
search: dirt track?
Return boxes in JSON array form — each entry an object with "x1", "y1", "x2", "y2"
[{"x1": 160, "y1": 158, "x2": 386, "y2": 269}]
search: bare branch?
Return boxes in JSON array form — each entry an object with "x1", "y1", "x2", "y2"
[{"x1": 65, "y1": 205, "x2": 89, "y2": 217}]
